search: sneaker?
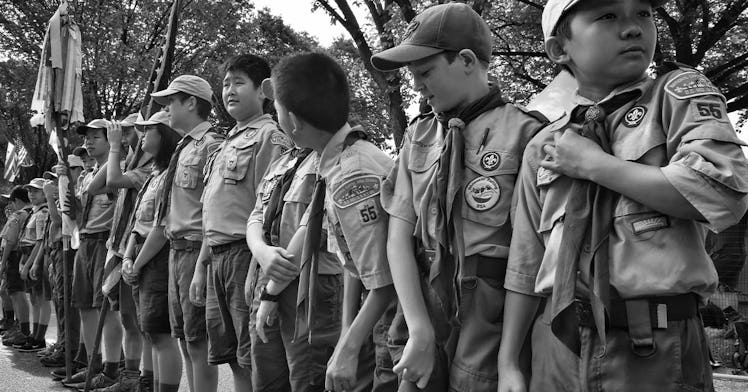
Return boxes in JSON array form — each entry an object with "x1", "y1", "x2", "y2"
[
  {"x1": 17, "y1": 338, "x2": 46, "y2": 352},
  {"x1": 92, "y1": 370, "x2": 140, "y2": 392},
  {"x1": 66, "y1": 372, "x2": 117, "y2": 391},
  {"x1": 51, "y1": 364, "x2": 86, "y2": 381},
  {"x1": 37, "y1": 342, "x2": 60, "y2": 357},
  {"x1": 135, "y1": 376, "x2": 153, "y2": 392},
  {"x1": 60, "y1": 367, "x2": 91, "y2": 385},
  {"x1": 4, "y1": 332, "x2": 27, "y2": 347},
  {"x1": 40, "y1": 348, "x2": 66, "y2": 367}
]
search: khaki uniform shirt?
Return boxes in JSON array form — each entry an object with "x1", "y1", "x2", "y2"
[
  {"x1": 79, "y1": 166, "x2": 115, "y2": 234},
  {"x1": 506, "y1": 68, "x2": 748, "y2": 299},
  {"x1": 1, "y1": 208, "x2": 31, "y2": 250},
  {"x1": 160, "y1": 121, "x2": 223, "y2": 241},
  {"x1": 20, "y1": 204, "x2": 49, "y2": 247},
  {"x1": 133, "y1": 170, "x2": 166, "y2": 238},
  {"x1": 202, "y1": 114, "x2": 290, "y2": 247},
  {"x1": 381, "y1": 105, "x2": 542, "y2": 259},
  {"x1": 109, "y1": 149, "x2": 152, "y2": 255},
  {"x1": 249, "y1": 149, "x2": 342, "y2": 275},
  {"x1": 313, "y1": 125, "x2": 394, "y2": 290}
]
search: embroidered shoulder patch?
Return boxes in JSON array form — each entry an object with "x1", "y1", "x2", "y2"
[
  {"x1": 690, "y1": 99, "x2": 729, "y2": 123},
  {"x1": 270, "y1": 133, "x2": 292, "y2": 151},
  {"x1": 332, "y1": 175, "x2": 381, "y2": 209},
  {"x1": 665, "y1": 72, "x2": 723, "y2": 100},
  {"x1": 622, "y1": 106, "x2": 647, "y2": 128}
]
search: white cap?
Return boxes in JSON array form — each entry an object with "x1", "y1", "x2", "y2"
[{"x1": 542, "y1": 0, "x2": 669, "y2": 41}]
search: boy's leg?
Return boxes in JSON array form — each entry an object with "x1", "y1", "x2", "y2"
[
  {"x1": 169, "y1": 245, "x2": 217, "y2": 392},
  {"x1": 280, "y1": 275, "x2": 343, "y2": 392},
  {"x1": 248, "y1": 263, "x2": 290, "y2": 391},
  {"x1": 150, "y1": 333, "x2": 182, "y2": 391},
  {"x1": 101, "y1": 310, "x2": 123, "y2": 379},
  {"x1": 205, "y1": 243, "x2": 252, "y2": 389},
  {"x1": 528, "y1": 301, "x2": 580, "y2": 392},
  {"x1": 73, "y1": 238, "x2": 108, "y2": 373},
  {"x1": 119, "y1": 279, "x2": 143, "y2": 373}
]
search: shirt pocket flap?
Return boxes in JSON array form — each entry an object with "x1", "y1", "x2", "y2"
[
  {"x1": 464, "y1": 150, "x2": 519, "y2": 177},
  {"x1": 283, "y1": 172, "x2": 316, "y2": 204},
  {"x1": 612, "y1": 124, "x2": 666, "y2": 162}
]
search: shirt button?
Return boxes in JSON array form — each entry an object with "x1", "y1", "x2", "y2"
[
  {"x1": 431, "y1": 207, "x2": 437, "y2": 214},
  {"x1": 583, "y1": 244, "x2": 591, "y2": 253}
]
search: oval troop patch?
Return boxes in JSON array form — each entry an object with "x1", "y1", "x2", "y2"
[
  {"x1": 665, "y1": 72, "x2": 723, "y2": 100},
  {"x1": 622, "y1": 105, "x2": 647, "y2": 128},
  {"x1": 465, "y1": 176, "x2": 500, "y2": 211},
  {"x1": 332, "y1": 175, "x2": 381, "y2": 209},
  {"x1": 480, "y1": 152, "x2": 501, "y2": 171}
]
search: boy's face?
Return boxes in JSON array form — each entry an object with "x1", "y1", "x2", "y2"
[
  {"x1": 27, "y1": 188, "x2": 45, "y2": 206},
  {"x1": 558, "y1": 0, "x2": 656, "y2": 88},
  {"x1": 164, "y1": 95, "x2": 191, "y2": 131},
  {"x1": 407, "y1": 53, "x2": 472, "y2": 113},
  {"x1": 141, "y1": 127, "x2": 162, "y2": 155},
  {"x1": 122, "y1": 126, "x2": 138, "y2": 149},
  {"x1": 222, "y1": 70, "x2": 263, "y2": 123},
  {"x1": 83, "y1": 128, "x2": 109, "y2": 159}
]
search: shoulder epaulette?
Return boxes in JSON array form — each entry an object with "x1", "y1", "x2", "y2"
[{"x1": 517, "y1": 106, "x2": 550, "y2": 125}]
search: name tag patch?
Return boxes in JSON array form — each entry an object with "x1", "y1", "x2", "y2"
[
  {"x1": 465, "y1": 176, "x2": 500, "y2": 211},
  {"x1": 332, "y1": 175, "x2": 381, "y2": 208},
  {"x1": 631, "y1": 215, "x2": 669, "y2": 235}
]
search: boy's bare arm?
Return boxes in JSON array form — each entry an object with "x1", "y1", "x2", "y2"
[
  {"x1": 498, "y1": 291, "x2": 542, "y2": 392},
  {"x1": 86, "y1": 162, "x2": 111, "y2": 195},
  {"x1": 542, "y1": 130, "x2": 703, "y2": 220},
  {"x1": 246, "y1": 221, "x2": 299, "y2": 287}
]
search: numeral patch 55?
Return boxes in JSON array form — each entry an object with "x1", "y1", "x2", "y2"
[
  {"x1": 357, "y1": 200, "x2": 379, "y2": 225},
  {"x1": 691, "y1": 99, "x2": 728, "y2": 123}
]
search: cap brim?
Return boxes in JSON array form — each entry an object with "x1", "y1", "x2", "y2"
[
  {"x1": 371, "y1": 45, "x2": 445, "y2": 72},
  {"x1": 151, "y1": 88, "x2": 178, "y2": 106},
  {"x1": 0, "y1": 194, "x2": 10, "y2": 199},
  {"x1": 22, "y1": 185, "x2": 43, "y2": 190}
]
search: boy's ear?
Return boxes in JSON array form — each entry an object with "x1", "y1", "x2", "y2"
[
  {"x1": 545, "y1": 37, "x2": 571, "y2": 65},
  {"x1": 288, "y1": 111, "x2": 304, "y2": 133},
  {"x1": 457, "y1": 49, "x2": 480, "y2": 72}
]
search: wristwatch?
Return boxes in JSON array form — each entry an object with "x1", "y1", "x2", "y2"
[{"x1": 260, "y1": 286, "x2": 280, "y2": 302}]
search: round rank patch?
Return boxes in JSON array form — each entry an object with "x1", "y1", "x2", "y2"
[
  {"x1": 465, "y1": 176, "x2": 500, "y2": 211},
  {"x1": 622, "y1": 105, "x2": 647, "y2": 128},
  {"x1": 480, "y1": 152, "x2": 501, "y2": 171}
]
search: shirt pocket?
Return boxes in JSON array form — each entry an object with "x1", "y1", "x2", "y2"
[
  {"x1": 462, "y1": 150, "x2": 519, "y2": 227},
  {"x1": 407, "y1": 144, "x2": 440, "y2": 173},
  {"x1": 613, "y1": 197, "x2": 672, "y2": 242},
  {"x1": 136, "y1": 199, "x2": 155, "y2": 223},
  {"x1": 283, "y1": 170, "x2": 316, "y2": 205},
  {"x1": 221, "y1": 137, "x2": 257, "y2": 183},
  {"x1": 175, "y1": 155, "x2": 201, "y2": 189}
]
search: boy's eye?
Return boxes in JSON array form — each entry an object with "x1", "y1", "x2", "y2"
[
  {"x1": 599, "y1": 13, "x2": 616, "y2": 20},
  {"x1": 420, "y1": 70, "x2": 430, "y2": 78},
  {"x1": 638, "y1": 10, "x2": 652, "y2": 17}
]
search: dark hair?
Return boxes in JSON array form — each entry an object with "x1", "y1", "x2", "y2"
[
  {"x1": 9, "y1": 186, "x2": 29, "y2": 204},
  {"x1": 222, "y1": 54, "x2": 271, "y2": 89},
  {"x1": 151, "y1": 123, "x2": 182, "y2": 171},
  {"x1": 442, "y1": 50, "x2": 489, "y2": 69},
  {"x1": 551, "y1": 9, "x2": 576, "y2": 75},
  {"x1": 174, "y1": 92, "x2": 212, "y2": 120},
  {"x1": 273, "y1": 52, "x2": 349, "y2": 133}
]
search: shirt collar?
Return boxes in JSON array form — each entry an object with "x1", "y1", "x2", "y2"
[
  {"x1": 318, "y1": 123, "x2": 356, "y2": 179},
  {"x1": 32, "y1": 203, "x2": 47, "y2": 213},
  {"x1": 186, "y1": 121, "x2": 213, "y2": 140},
  {"x1": 573, "y1": 75, "x2": 651, "y2": 107},
  {"x1": 228, "y1": 114, "x2": 275, "y2": 138}
]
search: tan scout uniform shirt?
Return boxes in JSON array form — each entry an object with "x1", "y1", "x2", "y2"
[
  {"x1": 382, "y1": 105, "x2": 542, "y2": 259},
  {"x1": 160, "y1": 121, "x2": 223, "y2": 241},
  {"x1": 133, "y1": 171, "x2": 166, "y2": 238},
  {"x1": 1, "y1": 208, "x2": 31, "y2": 250},
  {"x1": 20, "y1": 204, "x2": 49, "y2": 247},
  {"x1": 79, "y1": 167, "x2": 115, "y2": 234},
  {"x1": 109, "y1": 150, "x2": 152, "y2": 255},
  {"x1": 249, "y1": 149, "x2": 342, "y2": 275},
  {"x1": 506, "y1": 68, "x2": 748, "y2": 300},
  {"x1": 313, "y1": 125, "x2": 394, "y2": 290},
  {"x1": 202, "y1": 114, "x2": 291, "y2": 247}
]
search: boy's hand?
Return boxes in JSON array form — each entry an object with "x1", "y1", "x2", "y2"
[
  {"x1": 189, "y1": 265, "x2": 207, "y2": 307},
  {"x1": 106, "y1": 121, "x2": 122, "y2": 150},
  {"x1": 256, "y1": 300, "x2": 279, "y2": 343},
  {"x1": 53, "y1": 164, "x2": 68, "y2": 177},
  {"x1": 497, "y1": 365, "x2": 527, "y2": 392},
  {"x1": 255, "y1": 245, "x2": 299, "y2": 282},
  {"x1": 122, "y1": 258, "x2": 138, "y2": 286},
  {"x1": 540, "y1": 130, "x2": 608, "y2": 180},
  {"x1": 29, "y1": 262, "x2": 41, "y2": 281},
  {"x1": 393, "y1": 332, "x2": 435, "y2": 389},
  {"x1": 325, "y1": 337, "x2": 360, "y2": 392},
  {"x1": 43, "y1": 180, "x2": 57, "y2": 196}
]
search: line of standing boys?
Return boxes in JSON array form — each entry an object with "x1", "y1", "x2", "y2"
[{"x1": 2, "y1": 1, "x2": 747, "y2": 391}]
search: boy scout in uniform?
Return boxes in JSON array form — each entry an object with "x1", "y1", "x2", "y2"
[
  {"x1": 499, "y1": 0, "x2": 748, "y2": 391},
  {"x1": 17, "y1": 178, "x2": 52, "y2": 352},
  {"x1": 246, "y1": 81, "x2": 343, "y2": 391},
  {"x1": 371, "y1": 3, "x2": 546, "y2": 391},
  {"x1": 189, "y1": 54, "x2": 290, "y2": 391},
  {"x1": 265, "y1": 52, "x2": 397, "y2": 392},
  {"x1": 149, "y1": 75, "x2": 223, "y2": 392},
  {"x1": 0, "y1": 186, "x2": 32, "y2": 347}
]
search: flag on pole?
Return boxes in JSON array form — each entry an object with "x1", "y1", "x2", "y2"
[{"x1": 3, "y1": 141, "x2": 32, "y2": 182}]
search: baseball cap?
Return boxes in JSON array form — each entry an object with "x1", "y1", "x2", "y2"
[
  {"x1": 1, "y1": 186, "x2": 27, "y2": 201},
  {"x1": 120, "y1": 113, "x2": 140, "y2": 127},
  {"x1": 43, "y1": 171, "x2": 58, "y2": 180},
  {"x1": 371, "y1": 3, "x2": 492, "y2": 72},
  {"x1": 76, "y1": 118, "x2": 109, "y2": 135},
  {"x1": 67, "y1": 154, "x2": 85, "y2": 168},
  {"x1": 136, "y1": 111, "x2": 185, "y2": 137},
  {"x1": 151, "y1": 75, "x2": 214, "y2": 106},
  {"x1": 23, "y1": 178, "x2": 46, "y2": 190},
  {"x1": 542, "y1": 0, "x2": 669, "y2": 41},
  {"x1": 72, "y1": 146, "x2": 88, "y2": 157}
]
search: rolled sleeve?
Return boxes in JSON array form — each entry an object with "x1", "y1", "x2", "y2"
[
  {"x1": 124, "y1": 166, "x2": 150, "y2": 191},
  {"x1": 380, "y1": 135, "x2": 417, "y2": 225}
]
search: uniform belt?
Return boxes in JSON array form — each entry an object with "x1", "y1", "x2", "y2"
[
  {"x1": 48, "y1": 241, "x2": 63, "y2": 250},
  {"x1": 170, "y1": 239, "x2": 202, "y2": 252},
  {"x1": 466, "y1": 254, "x2": 507, "y2": 281},
  {"x1": 210, "y1": 240, "x2": 248, "y2": 255},
  {"x1": 574, "y1": 293, "x2": 698, "y2": 330},
  {"x1": 80, "y1": 231, "x2": 110, "y2": 240},
  {"x1": 20, "y1": 245, "x2": 34, "y2": 254}
]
